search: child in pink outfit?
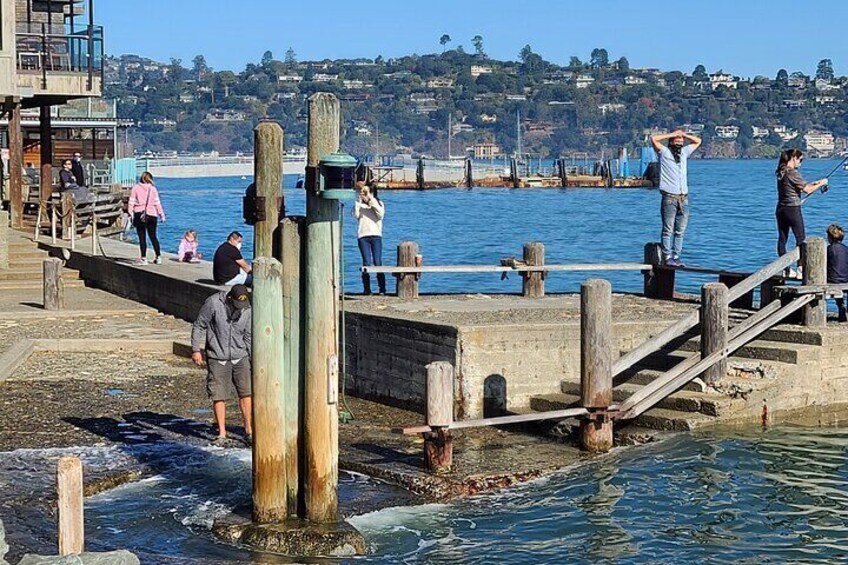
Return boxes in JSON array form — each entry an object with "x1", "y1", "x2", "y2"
[{"x1": 178, "y1": 229, "x2": 203, "y2": 263}]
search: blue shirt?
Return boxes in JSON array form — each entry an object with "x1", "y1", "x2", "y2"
[{"x1": 657, "y1": 145, "x2": 696, "y2": 195}]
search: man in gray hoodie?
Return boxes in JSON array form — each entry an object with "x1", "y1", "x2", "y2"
[{"x1": 191, "y1": 284, "x2": 253, "y2": 446}]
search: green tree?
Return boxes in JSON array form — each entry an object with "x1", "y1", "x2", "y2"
[
  {"x1": 439, "y1": 34, "x2": 451, "y2": 52},
  {"x1": 693, "y1": 64, "x2": 707, "y2": 79},
  {"x1": 590, "y1": 48, "x2": 609, "y2": 68},
  {"x1": 816, "y1": 58, "x2": 834, "y2": 81},
  {"x1": 472, "y1": 35, "x2": 484, "y2": 56},
  {"x1": 519, "y1": 44, "x2": 534, "y2": 63},
  {"x1": 568, "y1": 56, "x2": 583, "y2": 69},
  {"x1": 284, "y1": 47, "x2": 297, "y2": 68},
  {"x1": 616, "y1": 56, "x2": 630, "y2": 72},
  {"x1": 261, "y1": 50, "x2": 274, "y2": 67},
  {"x1": 192, "y1": 55, "x2": 209, "y2": 79},
  {"x1": 776, "y1": 68, "x2": 788, "y2": 83}
]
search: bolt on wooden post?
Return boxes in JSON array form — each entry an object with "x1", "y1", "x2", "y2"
[
  {"x1": 579, "y1": 278, "x2": 614, "y2": 453},
  {"x1": 423, "y1": 361, "x2": 454, "y2": 473},
  {"x1": 43, "y1": 257, "x2": 64, "y2": 311},
  {"x1": 803, "y1": 237, "x2": 827, "y2": 327},
  {"x1": 57, "y1": 456, "x2": 84, "y2": 556},
  {"x1": 701, "y1": 283, "x2": 728, "y2": 385},
  {"x1": 522, "y1": 242, "x2": 544, "y2": 298},
  {"x1": 303, "y1": 92, "x2": 340, "y2": 523},
  {"x1": 397, "y1": 241, "x2": 420, "y2": 299},
  {"x1": 254, "y1": 122, "x2": 284, "y2": 259},
  {"x1": 251, "y1": 257, "x2": 287, "y2": 523}
]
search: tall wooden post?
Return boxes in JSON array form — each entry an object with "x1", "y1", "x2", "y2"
[
  {"x1": 643, "y1": 242, "x2": 674, "y2": 299},
  {"x1": 423, "y1": 361, "x2": 453, "y2": 473},
  {"x1": 0, "y1": 211, "x2": 8, "y2": 270},
  {"x1": 416, "y1": 159, "x2": 425, "y2": 189},
  {"x1": 7, "y1": 98, "x2": 23, "y2": 229},
  {"x1": 57, "y1": 456, "x2": 83, "y2": 556},
  {"x1": 253, "y1": 123, "x2": 284, "y2": 259},
  {"x1": 61, "y1": 192, "x2": 75, "y2": 240},
  {"x1": 40, "y1": 105, "x2": 53, "y2": 202},
  {"x1": 464, "y1": 157, "x2": 473, "y2": 188},
  {"x1": 701, "y1": 282, "x2": 728, "y2": 385},
  {"x1": 579, "y1": 279, "x2": 613, "y2": 453},
  {"x1": 522, "y1": 242, "x2": 545, "y2": 298},
  {"x1": 304, "y1": 92, "x2": 340, "y2": 523},
  {"x1": 280, "y1": 216, "x2": 305, "y2": 516},
  {"x1": 397, "y1": 241, "x2": 419, "y2": 299},
  {"x1": 803, "y1": 237, "x2": 827, "y2": 327},
  {"x1": 43, "y1": 257, "x2": 64, "y2": 311},
  {"x1": 251, "y1": 257, "x2": 287, "y2": 523}
]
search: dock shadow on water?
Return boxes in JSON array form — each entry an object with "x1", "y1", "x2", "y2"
[{"x1": 4, "y1": 422, "x2": 848, "y2": 563}]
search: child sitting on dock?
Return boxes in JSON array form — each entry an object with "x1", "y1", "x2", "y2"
[
  {"x1": 826, "y1": 224, "x2": 848, "y2": 322},
  {"x1": 178, "y1": 229, "x2": 203, "y2": 263}
]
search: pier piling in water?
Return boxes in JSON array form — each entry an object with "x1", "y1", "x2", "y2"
[
  {"x1": 304, "y1": 92, "x2": 341, "y2": 523},
  {"x1": 424, "y1": 361, "x2": 454, "y2": 473},
  {"x1": 803, "y1": 237, "x2": 827, "y2": 327},
  {"x1": 43, "y1": 257, "x2": 64, "y2": 311},
  {"x1": 522, "y1": 242, "x2": 545, "y2": 298},
  {"x1": 251, "y1": 257, "x2": 288, "y2": 523},
  {"x1": 397, "y1": 241, "x2": 420, "y2": 299},
  {"x1": 701, "y1": 283, "x2": 728, "y2": 385},
  {"x1": 579, "y1": 279, "x2": 614, "y2": 453},
  {"x1": 253, "y1": 122, "x2": 284, "y2": 259},
  {"x1": 57, "y1": 456, "x2": 84, "y2": 556}
]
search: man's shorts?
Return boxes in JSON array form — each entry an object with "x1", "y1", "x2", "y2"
[{"x1": 206, "y1": 357, "x2": 251, "y2": 401}]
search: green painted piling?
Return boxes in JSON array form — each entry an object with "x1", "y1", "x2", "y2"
[{"x1": 254, "y1": 122, "x2": 284, "y2": 258}]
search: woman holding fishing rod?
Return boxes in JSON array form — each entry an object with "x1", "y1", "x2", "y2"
[{"x1": 775, "y1": 148, "x2": 829, "y2": 278}]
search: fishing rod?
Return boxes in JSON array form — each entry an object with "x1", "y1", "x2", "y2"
[{"x1": 800, "y1": 154, "x2": 848, "y2": 206}]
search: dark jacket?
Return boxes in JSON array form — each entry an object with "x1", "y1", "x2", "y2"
[
  {"x1": 71, "y1": 160, "x2": 86, "y2": 187},
  {"x1": 191, "y1": 291, "x2": 252, "y2": 360},
  {"x1": 59, "y1": 169, "x2": 80, "y2": 191},
  {"x1": 828, "y1": 242, "x2": 848, "y2": 284}
]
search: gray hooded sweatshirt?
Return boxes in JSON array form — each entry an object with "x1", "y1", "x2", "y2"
[{"x1": 191, "y1": 291, "x2": 252, "y2": 360}]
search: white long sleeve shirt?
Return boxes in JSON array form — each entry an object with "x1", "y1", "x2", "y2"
[{"x1": 353, "y1": 198, "x2": 385, "y2": 238}]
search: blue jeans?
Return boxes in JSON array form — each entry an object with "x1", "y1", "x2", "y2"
[
  {"x1": 660, "y1": 193, "x2": 689, "y2": 261},
  {"x1": 358, "y1": 236, "x2": 386, "y2": 294}
]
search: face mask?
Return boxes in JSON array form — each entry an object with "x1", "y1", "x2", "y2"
[{"x1": 234, "y1": 242, "x2": 242, "y2": 250}]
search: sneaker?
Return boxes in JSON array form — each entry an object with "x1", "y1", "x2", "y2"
[
  {"x1": 796, "y1": 266, "x2": 804, "y2": 280},
  {"x1": 666, "y1": 258, "x2": 682, "y2": 268},
  {"x1": 154, "y1": 256, "x2": 162, "y2": 265},
  {"x1": 785, "y1": 268, "x2": 799, "y2": 280},
  {"x1": 134, "y1": 258, "x2": 148, "y2": 266}
]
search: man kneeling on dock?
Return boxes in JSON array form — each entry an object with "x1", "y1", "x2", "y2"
[{"x1": 191, "y1": 284, "x2": 254, "y2": 446}]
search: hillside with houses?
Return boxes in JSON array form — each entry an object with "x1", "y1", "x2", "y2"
[{"x1": 104, "y1": 45, "x2": 848, "y2": 159}]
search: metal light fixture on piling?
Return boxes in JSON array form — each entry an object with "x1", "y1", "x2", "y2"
[{"x1": 316, "y1": 152, "x2": 358, "y2": 200}]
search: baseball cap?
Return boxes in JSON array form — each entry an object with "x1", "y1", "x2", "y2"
[{"x1": 228, "y1": 284, "x2": 251, "y2": 309}]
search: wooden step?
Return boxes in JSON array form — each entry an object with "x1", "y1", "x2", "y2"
[{"x1": 560, "y1": 381, "x2": 738, "y2": 417}]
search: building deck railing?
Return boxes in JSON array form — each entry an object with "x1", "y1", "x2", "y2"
[{"x1": 15, "y1": 24, "x2": 104, "y2": 90}]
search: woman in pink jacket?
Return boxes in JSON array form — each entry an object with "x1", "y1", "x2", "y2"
[{"x1": 128, "y1": 171, "x2": 166, "y2": 265}]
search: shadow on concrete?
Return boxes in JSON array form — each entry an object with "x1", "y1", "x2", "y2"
[{"x1": 348, "y1": 442, "x2": 420, "y2": 468}]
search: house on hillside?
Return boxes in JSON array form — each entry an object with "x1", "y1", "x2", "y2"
[
  {"x1": 715, "y1": 125, "x2": 740, "y2": 139},
  {"x1": 473, "y1": 142, "x2": 501, "y2": 159},
  {"x1": 470, "y1": 65, "x2": 493, "y2": 77},
  {"x1": 709, "y1": 71, "x2": 738, "y2": 89},
  {"x1": 804, "y1": 131, "x2": 835, "y2": 155}
]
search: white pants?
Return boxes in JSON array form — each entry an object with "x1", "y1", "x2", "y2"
[{"x1": 225, "y1": 269, "x2": 250, "y2": 286}]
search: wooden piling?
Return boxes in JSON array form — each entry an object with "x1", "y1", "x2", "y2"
[
  {"x1": 251, "y1": 257, "x2": 287, "y2": 523},
  {"x1": 304, "y1": 92, "x2": 340, "y2": 523},
  {"x1": 43, "y1": 257, "x2": 64, "y2": 311},
  {"x1": 279, "y1": 216, "x2": 305, "y2": 516},
  {"x1": 522, "y1": 242, "x2": 545, "y2": 298},
  {"x1": 57, "y1": 456, "x2": 83, "y2": 556},
  {"x1": 61, "y1": 192, "x2": 75, "y2": 240},
  {"x1": 423, "y1": 361, "x2": 453, "y2": 474},
  {"x1": 701, "y1": 282, "x2": 728, "y2": 385},
  {"x1": 464, "y1": 158, "x2": 473, "y2": 188},
  {"x1": 416, "y1": 159, "x2": 425, "y2": 189},
  {"x1": 643, "y1": 242, "x2": 674, "y2": 299},
  {"x1": 39, "y1": 105, "x2": 53, "y2": 203},
  {"x1": 803, "y1": 237, "x2": 827, "y2": 327},
  {"x1": 0, "y1": 211, "x2": 8, "y2": 270},
  {"x1": 510, "y1": 158, "x2": 519, "y2": 188},
  {"x1": 8, "y1": 98, "x2": 23, "y2": 229},
  {"x1": 759, "y1": 278, "x2": 779, "y2": 309},
  {"x1": 254, "y1": 122, "x2": 284, "y2": 259},
  {"x1": 579, "y1": 279, "x2": 613, "y2": 453},
  {"x1": 557, "y1": 158, "x2": 568, "y2": 187},
  {"x1": 397, "y1": 241, "x2": 420, "y2": 299}
]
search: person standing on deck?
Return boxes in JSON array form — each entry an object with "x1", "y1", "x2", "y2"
[
  {"x1": 775, "y1": 148, "x2": 828, "y2": 279},
  {"x1": 128, "y1": 171, "x2": 166, "y2": 265},
  {"x1": 191, "y1": 284, "x2": 253, "y2": 446},
  {"x1": 353, "y1": 182, "x2": 387, "y2": 295},
  {"x1": 651, "y1": 129, "x2": 702, "y2": 267},
  {"x1": 71, "y1": 152, "x2": 86, "y2": 187},
  {"x1": 826, "y1": 224, "x2": 848, "y2": 322}
]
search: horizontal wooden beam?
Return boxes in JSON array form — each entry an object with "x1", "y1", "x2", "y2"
[
  {"x1": 365, "y1": 263, "x2": 651, "y2": 274},
  {"x1": 395, "y1": 406, "x2": 590, "y2": 435},
  {"x1": 772, "y1": 284, "x2": 848, "y2": 297}
]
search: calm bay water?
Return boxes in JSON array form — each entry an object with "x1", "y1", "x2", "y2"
[{"x1": 150, "y1": 159, "x2": 848, "y2": 296}]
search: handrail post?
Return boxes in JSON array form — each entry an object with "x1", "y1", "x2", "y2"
[
  {"x1": 803, "y1": 237, "x2": 827, "y2": 327},
  {"x1": 57, "y1": 456, "x2": 84, "y2": 555},
  {"x1": 643, "y1": 242, "x2": 673, "y2": 299},
  {"x1": 580, "y1": 278, "x2": 613, "y2": 452},
  {"x1": 423, "y1": 361, "x2": 454, "y2": 473},
  {"x1": 701, "y1": 283, "x2": 728, "y2": 385},
  {"x1": 522, "y1": 242, "x2": 545, "y2": 298},
  {"x1": 43, "y1": 257, "x2": 64, "y2": 310},
  {"x1": 397, "y1": 241, "x2": 419, "y2": 299}
]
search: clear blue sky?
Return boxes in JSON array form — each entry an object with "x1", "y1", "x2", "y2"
[{"x1": 100, "y1": 0, "x2": 848, "y2": 77}]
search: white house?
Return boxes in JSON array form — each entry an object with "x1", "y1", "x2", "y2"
[
  {"x1": 804, "y1": 131, "x2": 835, "y2": 155},
  {"x1": 752, "y1": 126, "x2": 770, "y2": 139},
  {"x1": 598, "y1": 103, "x2": 625, "y2": 115},
  {"x1": 715, "y1": 125, "x2": 740, "y2": 139},
  {"x1": 470, "y1": 65, "x2": 493, "y2": 77},
  {"x1": 575, "y1": 75, "x2": 595, "y2": 89},
  {"x1": 709, "y1": 71, "x2": 738, "y2": 89}
]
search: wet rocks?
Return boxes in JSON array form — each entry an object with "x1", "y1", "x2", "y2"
[
  {"x1": 16, "y1": 551, "x2": 140, "y2": 565},
  {"x1": 212, "y1": 515, "x2": 366, "y2": 558}
]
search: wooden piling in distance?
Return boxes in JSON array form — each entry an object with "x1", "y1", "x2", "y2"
[
  {"x1": 57, "y1": 456, "x2": 83, "y2": 556},
  {"x1": 522, "y1": 242, "x2": 545, "y2": 298},
  {"x1": 423, "y1": 361, "x2": 453, "y2": 473},
  {"x1": 416, "y1": 159, "x2": 425, "y2": 189},
  {"x1": 579, "y1": 279, "x2": 613, "y2": 453},
  {"x1": 0, "y1": 211, "x2": 9, "y2": 270},
  {"x1": 43, "y1": 257, "x2": 64, "y2": 311},
  {"x1": 557, "y1": 158, "x2": 568, "y2": 187},
  {"x1": 701, "y1": 282, "x2": 728, "y2": 385},
  {"x1": 61, "y1": 192, "x2": 75, "y2": 240},
  {"x1": 803, "y1": 237, "x2": 827, "y2": 327},
  {"x1": 303, "y1": 92, "x2": 340, "y2": 523},
  {"x1": 464, "y1": 158, "x2": 473, "y2": 188},
  {"x1": 397, "y1": 241, "x2": 419, "y2": 299},
  {"x1": 251, "y1": 257, "x2": 287, "y2": 523},
  {"x1": 279, "y1": 216, "x2": 305, "y2": 516},
  {"x1": 8, "y1": 99, "x2": 23, "y2": 229},
  {"x1": 254, "y1": 122, "x2": 284, "y2": 259}
]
